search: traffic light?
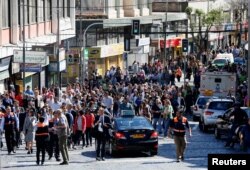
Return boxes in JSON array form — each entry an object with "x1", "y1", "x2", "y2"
[
  {"x1": 182, "y1": 39, "x2": 188, "y2": 52},
  {"x1": 132, "y1": 20, "x2": 140, "y2": 35}
]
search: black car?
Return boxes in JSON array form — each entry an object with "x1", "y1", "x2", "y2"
[
  {"x1": 111, "y1": 116, "x2": 158, "y2": 156},
  {"x1": 214, "y1": 107, "x2": 250, "y2": 139}
]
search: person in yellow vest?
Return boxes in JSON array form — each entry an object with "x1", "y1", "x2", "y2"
[
  {"x1": 168, "y1": 109, "x2": 192, "y2": 162},
  {"x1": 35, "y1": 116, "x2": 49, "y2": 165}
]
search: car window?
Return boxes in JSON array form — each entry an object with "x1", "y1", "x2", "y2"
[
  {"x1": 116, "y1": 118, "x2": 152, "y2": 130},
  {"x1": 197, "y1": 98, "x2": 210, "y2": 106},
  {"x1": 208, "y1": 102, "x2": 233, "y2": 110}
]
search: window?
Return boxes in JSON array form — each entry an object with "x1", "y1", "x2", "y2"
[
  {"x1": 2, "y1": 0, "x2": 10, "y2": 28},
  {"x1": 38, "y1": 0, "x2": 45, "y2": 22},
  {"x1": 46, "y1": 0, "x2": 52, "y2": 20},
  {"x1": 29, "y1": 0, "x2": 37, "y2": 23},
  {"x1": 67, "y1": 0, "x2": 70, "y2": 17}
]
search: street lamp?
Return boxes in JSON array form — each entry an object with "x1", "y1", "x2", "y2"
[
  {"x1": 22, "y1": 0, "x2": 26, "y2": 91},
  {"x1": 80, "y1": 23, "x2": 104, "y2": 84}
]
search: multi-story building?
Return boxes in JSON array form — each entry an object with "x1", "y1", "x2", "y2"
[
  {"x1": 65, "y1": 0, "x2": 187, "y2": 84},
  {"x1": 0, "y1": 0, "x2": 75, "y2": 93}
]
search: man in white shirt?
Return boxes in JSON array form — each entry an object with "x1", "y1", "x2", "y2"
[{"x1": 102, "y1": 91, "x2": 113, "y2": 113}]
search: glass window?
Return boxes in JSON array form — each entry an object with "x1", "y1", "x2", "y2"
[
  {"x1": 2, "y1": 0, "x2": 10, "y2": 28},
  {"x1": 29, "y1": 0, "x2": 37, "y2": 23},
  {"x1": 38, "y1": 0, "x2": 45, "y2": 22},
  {"x1": 67, "y1": 0, "x2": 70, "y2": 17},
  {"x1": 46, "y1": 0, "x2": 52, "y2": 20}
]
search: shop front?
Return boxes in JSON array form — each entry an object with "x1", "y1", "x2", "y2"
[
  {"x1": 0, "y1": 57, "x2": 11, "y2": 93},
  {"x1": 87, "y1": 43, "x2": 124, "y2": 78},
  {"x1": 62, "y1": 47, "x2": 81, "y2": 85},
  {"x1": 160, "y1": 37, "x2": 183, "y2": 59}
]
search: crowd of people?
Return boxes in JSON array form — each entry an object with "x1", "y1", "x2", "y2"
[{"x1": 0, "y1": 52, "x2": 249, "y2": 165}]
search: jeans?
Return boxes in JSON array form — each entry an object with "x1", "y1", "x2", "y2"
[
  {"x1": 163, "y1": 118, "x2": 171, "y2": 137},
  {"x1": 85, "y1": 128, "x2": 92, "y2": 146},
  {"x1": 152, "y1": 118, "x2": 163, "y2": 134}
]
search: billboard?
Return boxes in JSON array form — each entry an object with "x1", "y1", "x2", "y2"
[{"x1": 13, "y1": 50, "x2": 47, "y2": 64}]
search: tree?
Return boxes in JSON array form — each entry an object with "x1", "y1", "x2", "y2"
[
  {"x1": 227, "y1": 0, "x2": 248, "y2": 47},
  {"x1": 185, "y1": 7, "x2": 225, "y2": 58}
]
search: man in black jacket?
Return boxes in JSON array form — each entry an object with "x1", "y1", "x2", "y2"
[
  {"x1": 94, "y1": 107, "x2": 112, "y2": 161},
  {"x1": 225, "y1": 102, "x2": 248, "y2": 147}
]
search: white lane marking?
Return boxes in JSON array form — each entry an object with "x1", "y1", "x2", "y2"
[{"x1": 192, "y1": 124, "x2": 199, "y2": 131}]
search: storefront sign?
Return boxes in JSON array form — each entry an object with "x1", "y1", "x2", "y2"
[
  {"x1": 20, "y1": 63, "x2": 42, "y2": 72},
  {"x1": 0, "y1": 70, "x2": 10, "y2": 80},
  {"x1": 88, "y1": 48, "x2": 101, "y2": 58},
  {"x1": 49, "y1": 60, "x2": 66, "y2": 72},
  {"x1": 0, "y1": 57, "x2": 11, "y2": 72},
  {"x1": 13, "y1": 50, "x2": 47, "y2": 64},
  {"x1": 138, "y1": 37, "x2": 150, "y2": 46},
  {"x1": 101, "y1": 43, "x2": 124, "y2": 58}
]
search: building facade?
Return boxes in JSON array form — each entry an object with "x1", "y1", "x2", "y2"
[{"x1": 0, "y1": 0, "x2": 75, "y2": 93}]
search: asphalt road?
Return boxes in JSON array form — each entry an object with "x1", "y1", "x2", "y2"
[{"x1": 1, "y1": 118, "x2": 249, "y2": 170}]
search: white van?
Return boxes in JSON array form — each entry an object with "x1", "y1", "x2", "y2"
[{"x1": 215, "y1": 53, "x2": 234, "y2": 64}]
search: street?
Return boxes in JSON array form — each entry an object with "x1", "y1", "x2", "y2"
[{"x1": 1, "y1": 119, "x2": 249, "y2": 170}]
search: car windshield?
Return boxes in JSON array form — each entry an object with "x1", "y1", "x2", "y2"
[
  {"x1": 115, "y1": 117, "x2": 153, "y2": 130},
  {"x1": 212, "y1": 59, "x2": 227, "y2": 65},
  {"x1": 197, "y1": 97, "x2": 210, "y2": 106},
  {"x1": 208, "y1": 102, "x2": 233, "y2": 110}
]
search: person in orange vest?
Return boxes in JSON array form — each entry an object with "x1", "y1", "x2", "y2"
[
  {"x1": 35, "y1": 116, "x2": 49, "y2": 165},
  {"x1": 168, "y1": 109, "x2": 192, "y2": 162},
  {"x1": 175, "y1": 66, "x2": 182, "y2": 82}
]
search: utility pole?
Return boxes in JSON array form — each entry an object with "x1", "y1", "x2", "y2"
[
  {"x1": 79, "y1": 0, "x2": 83, "y2": 83},
  {"x1": 163, "y1": 0, "x2": 168, "y2": 67},
  {"x1": 57, "y1": 0, "x2": 61, "y2": 88},
  {"x1": 22, "y1": 0, "x2": 26, "y2": 91},
  {"x1": 247, "y1": 0, "x2": 250, "y2": 106}
]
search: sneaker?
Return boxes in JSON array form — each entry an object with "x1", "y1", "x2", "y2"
[
  {"x1": 101, "y1": 157, "x2": 105, "y2": 161},
  {"x1": 36, "y1": 161, "x2": 39, "y2": 165},
  {"x1": 181, "y1": 156, "x2": 184, "y2": 161},
  {"x1": 48, "y1": 156, "x2": 52, "y2": 160},
  {"x1": 41, "y1": 161, "x2": 44, "y2": 165},
  {"x1": 56, "y1": 158, "x2": 61, "y2": 162},
  {"x1": 59, "y1": 161, "x2": 68, "y2": 165},
  {"x1": 176, "y1": 159, "x2": 180, "y2": 162},
  {"x1": 96, "y1": 157, "x2": 101, "y2": 161},
  {"x1": 27, "y1": 151, "x2": 31, "y2": 154}
]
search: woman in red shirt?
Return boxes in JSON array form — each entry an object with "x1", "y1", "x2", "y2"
[{"x1": 85, "y1": 107, "x2": 95, "y2": 147}]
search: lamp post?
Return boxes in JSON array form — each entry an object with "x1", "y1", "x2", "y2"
[
  {"x1": 163, "y1": 0, "x2": 169, "y2": 67},
  {"x1": 80, "y1": 23, "x2": 104, "y2": 84},
  {"x1": 22, "y1": 0, "x2": 26, "y2": 91}
]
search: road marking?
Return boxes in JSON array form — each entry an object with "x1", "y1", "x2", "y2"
[{"x1": 192, "y1": 124, "x2": 199, "y2": 131}]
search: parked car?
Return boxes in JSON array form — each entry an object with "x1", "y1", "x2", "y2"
[
  {"x1": 199, "y1": 98, "x2": 234, "y2": 132},
  {"x1": 214, "y1": 107, "x2": 250, "y2": 139},
  {"x1": 110, "y1": 115, "x2": 158, "y2": 156},
  {"x1": 191, "y1": 95, "x2": 217, "y2": 121}
]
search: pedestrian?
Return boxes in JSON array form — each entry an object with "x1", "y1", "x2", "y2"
[
  {"x1": 73, "y1": 110, "x2": 86, "y2": 149},
  {"x1": 54, "y1": 109, "x2": 70, "y2": 165},
  {"x1": 23, "y1": 108, "x2": 37, "y2": 154},
  {"x1": 35, "y1": 116, "x2": 49, "y2": 165},
  {"x1": 0, "y1": 106, "x2": 19, "y2": 154},
  {"x1": 168, "y1": 109, "x2": 192, "y2": 162},
  {"x1": 239, "y1": 117, "x2": 250, "y2": 151},
  {"x1": 85, "y1": 108, "x2": 95, "y2": 147},
  {"x1": 94, "y1": 107, "x2": 112, "y2": 161},
  {"x1": 47, "y1": 109, "x2": 61, "y2": 161},
  {"x1": 225, "y1": 102, "x2": 248, "y2": 148}
]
